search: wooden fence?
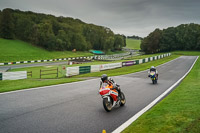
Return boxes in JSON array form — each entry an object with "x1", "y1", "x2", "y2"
[{"x1": 40, "y1": 68, "x2": 58, "y2": 79}]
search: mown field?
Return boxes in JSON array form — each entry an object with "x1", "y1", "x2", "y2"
[
  {"x1": 123, "y1": 51, "x2": 200, "y2": 133},
  {"x1": 0, "y1": 38, "x2": 94, "y2": 62},
  {"x1": 126, "y1": 38, "x2": 141, "y2": 50}
]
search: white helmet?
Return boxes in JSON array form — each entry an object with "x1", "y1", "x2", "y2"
[{"x1": 151, "y1": 66, "x2": 155, "y2": 69}]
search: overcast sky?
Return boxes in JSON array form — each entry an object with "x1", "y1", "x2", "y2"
[{"x1": 0, "y1": 0, "x2": 200, "y2": 37}]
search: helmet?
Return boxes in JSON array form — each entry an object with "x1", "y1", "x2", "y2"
[
  {"x1": 151, "y1": 66, "x2": 155, "y2": 69},
  {"x1": 101, "y1": 74, "x2": 108, "y2": 82}
]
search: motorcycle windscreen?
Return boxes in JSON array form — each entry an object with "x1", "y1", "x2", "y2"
[{"x1": 150, "y1": 71, "x2": 155, "y2": 78}]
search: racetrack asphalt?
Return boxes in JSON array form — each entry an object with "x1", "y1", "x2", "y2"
[{"x1": 0, "y1": 56, "x2": 197, "y2": 133}]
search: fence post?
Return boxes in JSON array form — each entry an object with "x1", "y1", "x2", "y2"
[
  {"x1": 57, "y1": 67, "x2": 58, "y2": 78},
  {"x1": 40, "y1": 69, "x2": 41, "y2": 79}
]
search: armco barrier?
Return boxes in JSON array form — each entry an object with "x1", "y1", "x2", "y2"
[
  {"x1": 91, "y1": 65, "x2": 100, "y2": 72},
  {"x1": 136, "y1": 60, "x2": 139, "y2": 65},
  {"x1": 122, "y1": 61, "x2": 136, "y2": 67},
  {"x1": 100, "y1": 62, "x2": 122, "y2": 71},
  {"x1": 79, "y1": 66, "x2": 91, "y2": 74},
  {"x1": 2, "y1": 71, "x2": 27, "y2": 80},
  {"x1": 145, "y1": 58, "x2": 148, "y2": 62},
  {"x1": 0, "y1": 73, "x2": 2, "y2": 80},
  {"x1": 66, "y1": 66, "x2": 79, "y2": 77},
  {"x1": 66, "y1": 53, "x2": 171, "y2": 77}
]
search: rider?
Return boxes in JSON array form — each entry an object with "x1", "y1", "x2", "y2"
[
  {"x1": 148, "y1": 66, "x2": 158, "y2": 79},
  {"x1": 100, "y1": 74, "x2": 121, "y2": 95}
]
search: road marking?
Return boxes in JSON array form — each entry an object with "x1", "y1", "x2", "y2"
[
  {"x1": 112, "y1": 56, "x2": 199, "y2": 133},
  {"x1": 0, "y1": 78, "x2": 98, "y2": 95}
]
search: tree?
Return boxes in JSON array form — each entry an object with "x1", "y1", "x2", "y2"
[
  {"x1": 71, "y1": 33, "x2": 87, "y2": 51},
  {"x1": 0, "y1": 8, "x2": 125, "y2": 51},
  {"x1": 114, "y1": 35, "x2": 125, "y2": 50},
  {"x1": 0, "y1": 8, "x2": 14, "y2": 39},
  {"x1": 36, "y1": 22, "x2": 56, "y2": 50},
  {"x1": 140, "y1": 29, "x2": 162, "y2": 54},
  {"x1": 56, "y1": 30, "x2": 71, "y2": 50}
]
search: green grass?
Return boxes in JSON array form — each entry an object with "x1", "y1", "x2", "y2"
[
  {"x1": 0, "y1": 78, "x2": 83, "y2": 93},
  {"x1": 123, "y1": 52, "x2": 200, "y2": 133},
  {"x1": 172, "y1": 51, "x2": 200, "y2": 56},
  {"x1": 126, "y1": 38, "x2": 141, "y2": 50},
  {"x1": 0, "y1": 38, "x2": 129, "y2": 63},
  {"x1": 0, "y1": 38, "x2": 94, "y2": 62}
]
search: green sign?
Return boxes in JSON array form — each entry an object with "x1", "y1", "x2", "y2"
[{"x1": 79, "y1": 66, "x2": 91, "y2": 74}]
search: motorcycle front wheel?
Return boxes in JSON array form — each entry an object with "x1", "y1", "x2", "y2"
[
  {"x1": 103, "y1": 98, "x2": 112, "y2": 112},
  {"x1": 120, "y1": 92, "x2": 126, "y2": 106}
]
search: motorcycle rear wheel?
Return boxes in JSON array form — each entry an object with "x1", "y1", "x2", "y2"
[{"x1": 103, "y1": 98, "x2": 112, "y2": 112}]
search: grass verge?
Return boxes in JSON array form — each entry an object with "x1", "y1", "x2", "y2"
[
  {"x1": 123, "y1": 52, "x2": 200, "y2": 133},
  {"x1": 0, "y1": 78, "x2": 83, "y2": 93}
]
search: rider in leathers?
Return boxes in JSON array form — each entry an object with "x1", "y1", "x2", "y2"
[
  {"x1": 100, "y1": 74, "x2": 121, "y2": 107},
  {"x1": 148, "y1": 66, "x2": 158, "y2": 79},
  {"x1": 100, "y1": 74, "x2": 121, "y2": 95}
]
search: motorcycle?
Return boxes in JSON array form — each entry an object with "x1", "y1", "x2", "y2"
[
  {"x1": 149, "y1": 71, "x2": 157, "y2": 84},
  {"x1": 99, "y1": 83, "x2": 126, "y2": 112}
]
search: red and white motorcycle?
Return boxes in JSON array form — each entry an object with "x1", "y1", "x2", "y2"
[{"x1": 99, "y1": 83, "x2": 126, "y2": 112}]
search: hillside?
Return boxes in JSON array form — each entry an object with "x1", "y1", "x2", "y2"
[
  {"x1": 126, "y1": 38, "x2": 141, "y2": 50},
  {"x1": 0, "y1": 8, "x2": 126, "y2": 52},
  {"x1": 0, "y1": 38, "x2": 93, "y2": 62}
]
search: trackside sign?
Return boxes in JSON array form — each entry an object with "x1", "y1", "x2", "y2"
[
  {"x1": 122, "y1": 61, "x2": 136, "y2": 66},
  {"x1": 100, "y1": 63, "x2": 122, "y2": 71}
]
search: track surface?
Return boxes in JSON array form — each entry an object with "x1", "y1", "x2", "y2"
[{"x1": 0, "y1": 56, "x2": 197, "y2": 133}]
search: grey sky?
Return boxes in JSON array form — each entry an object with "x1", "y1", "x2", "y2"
[{"x1": 0, "y1": 0, "x2": 200, "y2": 37}]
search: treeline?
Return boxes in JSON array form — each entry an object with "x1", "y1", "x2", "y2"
[
  {"x1": 0, "y1": 8, "x2": 126, "y2": 51},
  {"x1": 141, "y1": 23, "x2": 200, "y2": 54},
  {"x1": 127, "y1": 35, "x2": 142, "y2": 40}
]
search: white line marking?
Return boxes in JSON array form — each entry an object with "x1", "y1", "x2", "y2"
[
  {"x1": 0, "y1": 78, "x2": 98, "y2": 95},
  {"x1": 112, "y1": 56, "x2": 199, "y2": 133}
]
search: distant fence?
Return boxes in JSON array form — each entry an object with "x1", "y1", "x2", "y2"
[
  {"x1": 66, "y1": 53, "x2": 171, "y2": 77},
  {"x1": 40, "y1": 68, "x2": 58, "y2": 79},
  {"x1": 27, "y1": 71, "x2": 32, "y2": 78}
]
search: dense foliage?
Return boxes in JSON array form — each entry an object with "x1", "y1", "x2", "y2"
[
  {"x1": 141, "y1": 23, "x2": 200, "y2": 53},
  {"x1": 0, "y1": 8, "x2": 126, "y2": 51},
  {"x1": 127, "y1": 35, "x2": 142, "y2": 40}
]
